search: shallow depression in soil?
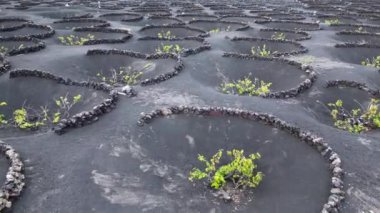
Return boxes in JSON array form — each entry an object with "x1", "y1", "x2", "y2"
[
  {"x1": 239, "y1": 28, "x2": 308, "y2": 41},
  {"x1": 52, "y1": 21, "x2": 105, "y2": 30},
  {"x1": 0, "y1": 27, "x2": 51, "y2": 38},
  {"x1": 141, "y1": 17, "x2": 183, "y2": 26},
  {"x1": 329, "y1": 25, "x2": 380, "y2": 33},
  {"x1": 223, "y1": 39, "x2": 304, "y2": 55},
  {"x1": 56, "y1": 31, "x2": 127, "y2": 42},
  {"x1": 0, "y1": 76, "x2": 108, "y2": 124},
  {"x1": 188, "y1": 20, "x2": 245, "y2": 31},
  {"x1": 9, "y1": 53, "x2": 178, "y2": 82},
  {"x1": 139, "y1": 26, "x2": 204, "y2": 38},
  {"x1": 265, "y1": 14, "x2": 305, "y2": 21},
  {"x1": 189, "y1": 54, "x2": 308, "y2": 92},
  {"x1": 258, "y1": 30, "x2": 307, "y2": 41},
  {"x1": 100, "y1": 14, "x2": 141, "y2": 22},
  {"x1": 121, "y1": 39, "x2": 204, "y2": 54},
  {"x1": 177, "y1": 15, "x2": 218, "y2": 22},
  {"x1": 82, "y1": 54, "x2": 178, "y2": 82},
  {"x1": 0, "y1": 20, "x2": 28, "y2": 29},
  {"x1": 329, "y1": 47, "x2": 380, "y2": 65},
  {"x1": 302, "y1": 86, "x2": 373, "y2": 127},
  {"x1": 0, "y1": 41, "x2": 36, "y2": 54},
  {"x1": 219, "y1": 16, "x2": 264, "y2": 23},
  {"x1": 120, "y1": 114, "x2": 331, "y2": 213},
  {"x1": 334, "y1": 34, "x2": 380, "y2": 45},
  {"x1": 36, "y1": 11, "x2": 87, "y2": 19},
  {"x1": 258, "y1": 22, "x2": 319, "y2": 31}
]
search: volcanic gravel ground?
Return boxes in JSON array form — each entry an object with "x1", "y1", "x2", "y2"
[{"x1": 0, "y1": 0, "x2": 380, "y2": 213}]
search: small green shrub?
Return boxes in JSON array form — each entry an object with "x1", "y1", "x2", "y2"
[
  {"x1": 155, "y1": 43, "x2": 183, "y2": 54},
  {"x1": 54, "y1": 93, "x2": 82, "y2": 122},
  {"x1": 355, "y1": 27, "x2": 367, "y2": 33},
  {"x1": 361, "y1": 56, "x2": 380, "y2": 68},
  {"x1": 209, "y1": 28, "x2": 221, "y2": 33},
  {"x1": 251, "y1": 44, "x2": 276, "y2": 57},
  {"x1": 0, "y1": 46, "x2": 8, "y2": 54},
  {"x1": 1, "y1": 94, "x2": 82, "y2": 130},
  {"x1": 328, "y1": 99, "x2": 380, "y2": 133},
  {"x1": 209, "y1": 26, "x2": 231, "y2": 33},
  {"x1": 122, "y1": 72, "x2": 144, "y2": 85},
  {"x1": 157, "y1": 30, "x2": 176, "y2": 39},
  {"x1": 324, "y1": 19, "x2": 340, "y2": 26},
  {"x1": 58, "y1": 34, "x2": 95, "y2": 46},
  {"x1": 13, "y1": 108, "x2": 45, "y2": 129},
  {"x1": 271, "y1": 32, "x2": 286, "y2": 40},
  {"x1": 0, "y1": 45, "x2": 24, "y2": 54},
  {"x1": 221, "y1": 76, "x2": 272, "y2": 96},
  {"x1": 97, "y1": 64, "x2": 152, "y2": 86},
  {"x1": 0, "y1": 101, "x2": 7, "y2": 125},
  {"x1": 189, "y1": 149, "x2": 263, "y2": 190}
]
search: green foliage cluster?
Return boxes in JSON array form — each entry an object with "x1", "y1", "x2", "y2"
[
  {"x1": 361, "y1": 56, "x2": 380, "y2": 68},
  {"x1": 54, "y1": 94, "x2": 82, "y2": 123},
  {"x1": 328, "y1": 99, "x2": 380, "y2": 133},
  {"x1": 58, "y1": 34, "x2": 95, "y2": 46},
  {"x1": 221, "y1": 76, "x2": 272, "y2": 96},
  {"x1": 189, "y1": 149, "x2": 263, "y2": 190},
  {"x1": 355, "y1": 27, "x2": 367, "y2": 33},
  {"x1": 324, "y1": 19, "x2": 340, "y2": 26},
  {"x1": 209, "y1": 26, "x2": 230, "y2": 33},
  {"x1": 155, "y1": 43, "x2": 183, "y2": 54},
  {"x1": 209, "y1": 28, "x2": 221, "y2": 33},
  {"x1": 97, "y1": 64, "x2": 152, "y2": 86},
  {"x1": 157, "y1": 30, "x2": 176, "y2": 39},
  {"x1": 251, "y1": 44, "x2": 276, "y2": 57},
  {"x1": 0, "y1": 94, "x2": 81, "y2": 130},
  {"x1": 0, "y1": 44, "x2": 24, "y2": 54},
  {"x1": 271, "y1": 32, "x2": 286, "y2": 40},
  {"x1": 0, "y1": 46, "x2": 8, "y2": 54},
  {"x1": 0, "y1": 101, "x2": 7, "y2": 125},
  {"x1": 13, "y1": 108, "x2": 45, "y2": 129}
]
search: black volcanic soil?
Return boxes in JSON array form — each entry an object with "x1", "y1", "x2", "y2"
[{"x1": 0, "y1": 1, "x2": 380, "y2": 213}]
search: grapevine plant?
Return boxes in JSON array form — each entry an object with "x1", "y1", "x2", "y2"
[
  {"x1": 13, "y1": 108, "x2": 45, "y2": 129},
  {"x1": 0, "y1": 44, "x2": 24, "y2": 54},
  {"x1": 355, "y1": 27, "x2": 366, "y2": 33},
  {"x1": 251, "y1": 44, "x2": 277, "y2": 57},
  {"x1": 58, "y1": 34, "x2": 96, "y2": 46},
  {"x1": 0, "y1": 101, "x2": 7, "y2": 125},
  {"x1": 157, "y1": 30, "x2": 176, "y2": 39},
  {"x1": 53, "y1": 94, "x2": 82, "y2": 124},
  {"x1": 155, "y1": 43, "x2": 183, "y2": 55},
  {"x1": 221, "y1": 76, "x2": 272, "y2": 96},
  {"x1": 96, "y1": 64, "x2": 152, "y2": 86},
  {"x1": 271, "y1": 32, "x2": 286, "y2": 40},
  {"x1": 0, "y1": 94, "x2": 81, "y2": 130},
  {"x1": 0, "y1": 46, "x2": 8, "y2": 54},
  {"x1": 361, "y1": 56, "x2": 380, "y2": 68},
  {"x1": 328, "y1": 99, "x2": 380, "y2": 133},
  {"x1": 189, "y1": 149, "x2": 263, "y2": 193},
  {"x1": 209, "y1": 28, "x2": 221, "y2": 33},
  {"x1": 209, "y1": 26, "x2": 230, "y2": 33},
  {"x1": 324, "y1": 19, "x2": 340, "y2": 26}
]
